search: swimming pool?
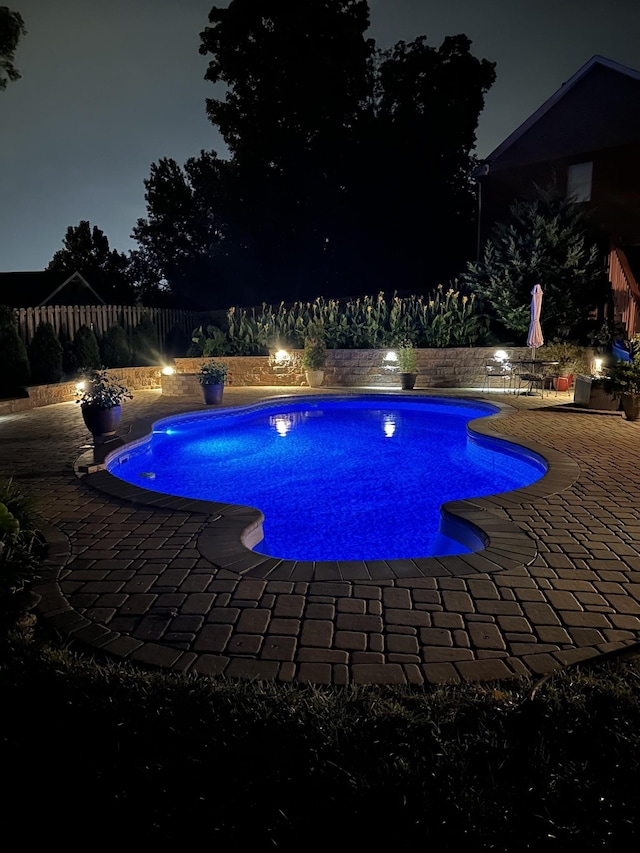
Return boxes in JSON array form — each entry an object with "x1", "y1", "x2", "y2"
[
  {"x1": 107, "y1": 395, "x2": 546, "y2": 561},
  {"x1": 107, "y1": 394, "x2": 547, "y2": 561}
]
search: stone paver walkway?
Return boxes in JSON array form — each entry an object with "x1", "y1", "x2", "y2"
[{"x1": 3, "y1": 385, "x2": 640, "y2": 685}]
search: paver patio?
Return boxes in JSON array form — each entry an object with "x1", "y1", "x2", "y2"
[{"x1": 3, "y1": 385, "x2": 640, "y2": 685}]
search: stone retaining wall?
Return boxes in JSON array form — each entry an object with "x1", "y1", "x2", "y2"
[
  {"x1": 0, "y1": 347, "x2": 600, "y2": 412},
  {"x1": 0, "y1": 366, "x2": 164, "y2": 415},
  {"x1": 171, "y1": 347, "x2": 544, "y2": 392}
]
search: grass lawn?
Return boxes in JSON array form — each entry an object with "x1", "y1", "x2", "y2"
[{"x1": 2, "y1": 612, "x2": 639, "y2": 850}]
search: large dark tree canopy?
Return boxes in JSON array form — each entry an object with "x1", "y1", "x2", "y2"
[
  {"x1": 0, "y1": 5, "x2": 26, "y2": 91},
  {"x1": 48, "y1": 220, "x2": 136, "y2": 305},
  {"x1": 131, "y1": 151, "x2": 262, "y2": 309},
  {"x1": 134, "y1": 0, "x2": 496, "y2": 309},
  {"x1": 200, "y1": 0, "x2": 374, "y2": 169}
]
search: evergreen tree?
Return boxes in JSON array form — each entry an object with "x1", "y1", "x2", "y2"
[
  {"x1": 460, "y1": 185, "x2": 608, "y2": 342},
  {"x1": 27, "y1": 321, "x2": 63, "y2": 384},
  {"x1": 131, "y1": 316, "x2": 160, "y2": 365},
  {"x1": 72, "y1": 324, "x2": 101, "y2": 371},
  {"x1": 59, "y1": 326, "x2": 78, "y2": 377},
  {"x1": 99, "y1": 325, "x2": 131, "y2": 368},
  {"x1": 0, "y1": 305, "x2": 29, "y2": 396}
]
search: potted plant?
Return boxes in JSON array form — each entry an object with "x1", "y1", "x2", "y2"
[
  {"x1": 539, "y1": 340, "x2": 588, "y2": 391},
  {"x1": 608, "y1": 352, "x2": 640, "y2": 421},
  {"x1": 301, "y1": 337, "x2": 326, "y2": 387},
  {"x1": 396, "y1": 339, "x2": 418, "y2": 390},
  {"x1": 198, "y1": 359, "x2": 228, "y2": 404},
  {"x1": 75, "y1": 368, "x2": 133, "y2": 438}
]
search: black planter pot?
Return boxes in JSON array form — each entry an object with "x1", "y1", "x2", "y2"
[
  {"x1": 399, "y1": 373, "x2": 417, "y2": 390},
  {"x1": 202, "y1": 383, "x2": 224, "y2": 405},
  {"x1": 81, "y1": 404, "x2": 122, "y2": 437}
]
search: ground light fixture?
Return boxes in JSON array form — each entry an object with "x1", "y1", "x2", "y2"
[{"x1": 382, "y1": 351, "x2": 399, "y2": 373}]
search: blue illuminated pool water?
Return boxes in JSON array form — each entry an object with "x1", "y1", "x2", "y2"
[{"x1": 107, "y1": 395, "x2": 546, "y2": 561}]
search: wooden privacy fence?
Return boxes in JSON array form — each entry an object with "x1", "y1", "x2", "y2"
[{"x1": 15, "y1": 304, "x2": 203, "y2": 348}]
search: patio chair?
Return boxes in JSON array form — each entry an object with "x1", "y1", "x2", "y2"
[
  {"x1": 514, "y1": 361, "x2": 548, "y2": 396},
  {"x1": 482, "y1": 357, "x2": 512, "y2": 393}
]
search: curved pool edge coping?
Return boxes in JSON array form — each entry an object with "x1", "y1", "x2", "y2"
[{"x1": 72, "y1": 393, "x2": 581, "y2": 582}]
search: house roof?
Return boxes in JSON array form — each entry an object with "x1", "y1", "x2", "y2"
[
  {"x1": 0, "y1": 270, "x2": 106, "y2": 307},
  {"x1": 475, "y1": 55, "x2": 640, "y2": 175}
]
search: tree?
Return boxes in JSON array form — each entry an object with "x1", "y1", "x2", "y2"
[
  {"x1": 0, "y1": 305, "x2": 29, "y2": 396},
  {"x1": 27, "y1": 321, "x2": 63, "y2": 384},
  {"x1": 197, "y1": 0, "x2": 376, "y2": 303},
  {"x1": 135, "y1": 1, "x2": 496, "y2": 307},
  {"x1": 369, "y1": 34, "x2": 496, "y2": 287},
  {"x1": 131, "y1": 315, "x2": 160, "y2": 365},
  {"x1": 72, "y1": 324, "x2": 101, "y2": 371},
  {"x1": 203, "y1": 0, "x2": 494, "y2": 300},
  {"x1": 460, "y1": 185, "x2": 608, "y2": 342},
  {"x1": 99, "y1": 325, "x2": 131, "y2": 368},
  {"x1": 130, "y1": 152, "x2": 260, "y2": 309},
  {"x1": 48, "y1": 221, "x2": 136, "y2": 305},
  {"x1": 0, "y1": 6, "x2": 26, "y2": 92}
]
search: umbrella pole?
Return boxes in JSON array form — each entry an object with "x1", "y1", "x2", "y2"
[{"x1": 525, "y1": 346, "x2": 541, "y2": 395}]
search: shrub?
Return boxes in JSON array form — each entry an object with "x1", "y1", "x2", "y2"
[
  {"x1": 27, "y1": 321, "x2": 63, "y2": 384},
  {"x1": 72, "y1": 324, "x2": 101, "y2": 371},
  {"x1": 58, "y1": 326, "x2": 79, "y2": 377},
  {"x1": 0, "y1": 478, "x2": 45, "y2": 611},
  {"x1": 301, "y1": 337, "x2": 326, "y2": 370},
  {"x1": 396, "y1": 338, "x2": 418, "y2": 372},
  {"x1": 0, "y1": 306, "x2": 30, "y2": 396},
  {"x1": 99, "y1": 324, "x2": 131, "y2": 368},
  {"x1": 197, "y1": 359, "x2": 228, "y2": 385},
  {"x1": 165, "y1": 323, "x2": 191, "y2": 358},
  {"x1": 131, "y1": 315, "x2": 160, "y2": 365}
]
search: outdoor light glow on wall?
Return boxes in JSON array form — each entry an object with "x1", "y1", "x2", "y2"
[
  {"x1": 384, "y1": 351, "x2": 398, "y2": 362},
  {"x1": 161, "y1": 366, "x2": 175, "y2": 375},
  {"x1": 594, "y1": 358, "x2": 603, "y2": 375},
  {"x1": 494, "y1": 350, "x2": 509, "y2": 362},
  {"x1": 274, "y1": 349, "x2": 290, "y2": 363}
]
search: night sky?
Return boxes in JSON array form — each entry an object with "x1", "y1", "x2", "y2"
[{"x1": 1, "y1": 0, "x2": 639, "y2": 271}]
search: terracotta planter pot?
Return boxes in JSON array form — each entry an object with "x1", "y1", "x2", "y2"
[
  {"x1": 81, "y1": 404, "x2": 122, "y2": 437},
  {"x1": 621, "y1": 392, "x2": 640, "y2": 421}
]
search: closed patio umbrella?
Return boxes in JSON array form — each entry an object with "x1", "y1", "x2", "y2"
[
  {"x1": 527, "y1": 283, "x2": 544, "y2": 357},
  {"x1": 518, "y1": 284, "x2": 544, "y2": 395}
]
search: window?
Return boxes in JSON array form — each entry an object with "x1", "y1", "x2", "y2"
[{"x1": 566, "y1": 161, "x2": 593, "y2": 202}]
